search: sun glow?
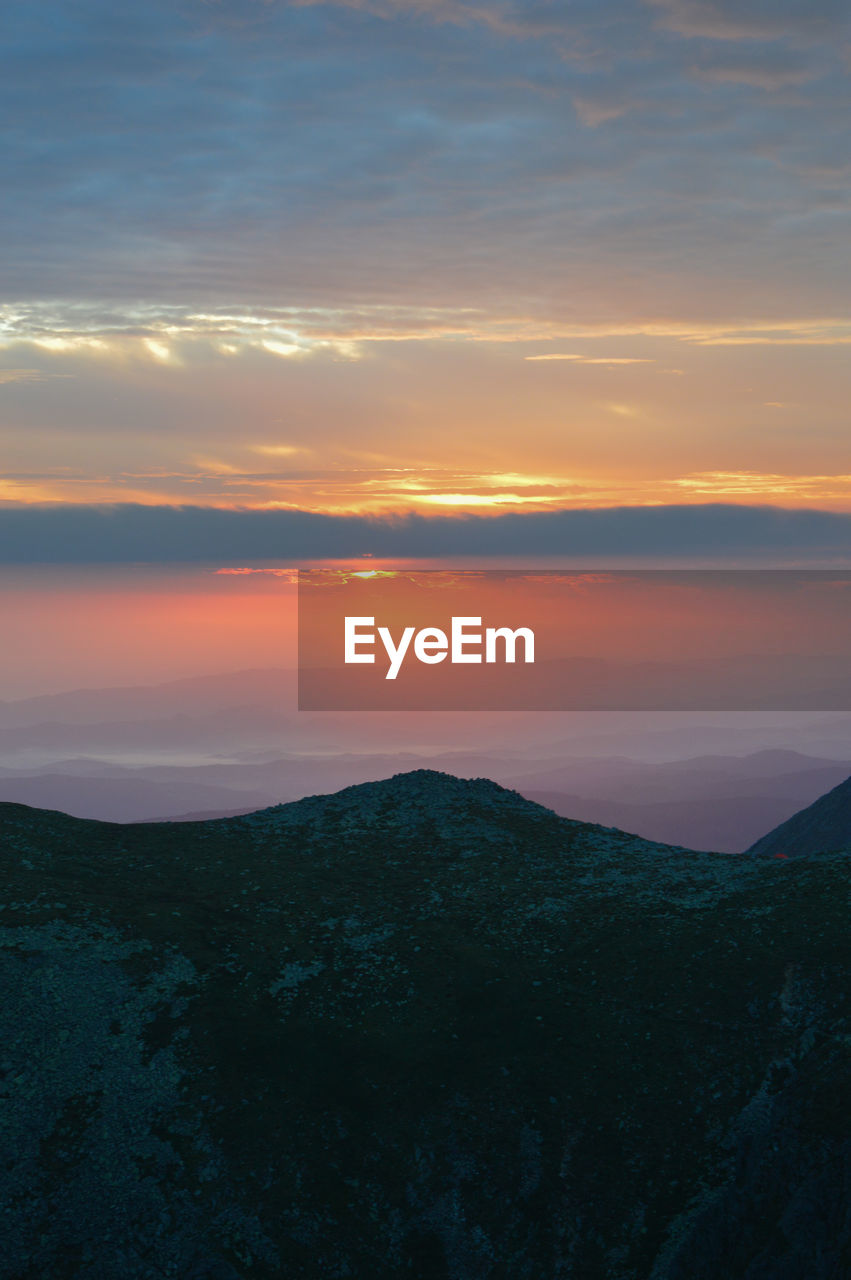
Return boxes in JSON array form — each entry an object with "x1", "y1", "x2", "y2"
[{"x1": 418, "y1": 492, "x2": 563, "y2": 508}]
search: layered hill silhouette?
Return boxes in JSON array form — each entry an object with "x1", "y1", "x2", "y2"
[
  {"x1": 748, "y1": 773, "x2": 851, "y2": 857},
  {"x1": 2, "y1": 770, "x2": 851, "y2": 1279},
  {"x1": 1, "y1": 667, "x2": 850, "y2": 849}
]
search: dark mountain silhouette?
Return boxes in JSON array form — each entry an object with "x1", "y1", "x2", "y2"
[
  {"x1": 747, "y1": 773, "x2": 851, "y2": 857},
  {"x1": 2, "y1": 770, "x2": 851, "y2": 1279},
  {"x1": 0, "y1": 732, "x2": 849, "y2": 849}
]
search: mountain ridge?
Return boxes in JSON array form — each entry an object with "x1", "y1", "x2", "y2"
[
  {"x1": 2, "y1": 769, "x2": 851, "y2": 1278},
  {"x1": 747, "y1": 773, "x2": 851, "y2": 856}
]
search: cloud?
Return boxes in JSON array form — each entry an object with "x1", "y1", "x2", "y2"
[
  {"x1": 673, "y1": 471, "x2": 851, "y2": 499},
  {"x1": 0, "y1": 324, "x2": 848, "y2": 519},
  {"x1": 290, "y1": 0, "x2": 574, "y2": 39},
  {"x1": 689, "y1": 46, "x2": 816, "y2": 88},
  {"x1": 0, "y1": 0, "x2": 848, "y2": 331},
  {"x1": 0, "y1": 369, "x2": 46, "y2": 385},
  {"x1": 647, "y1": 0, "x2": 849, "y2": 42},
  {"x1": 297, "y1": 0, "x2": 850, "y2": 45},
  {"x1": 0, "y1": 0, "x2": 846, "y2": 528},
  {"x1": 692, "y1": 64, "x2": 813, "y2": 89},
  {"x1": 251, "y1": 444, "x2": 308, "y2": 457},
  {"x1": 0, "y1": 501, "x2": 848, "y2": 562},
  {"x1": 524, "y1": 354, "x2": 654, "y2": 364},
  {"x1": 571, "y1": 94, "x2": 636, "y2": 128},
  {"x1": 3, "y1": 302, "x2": 851, "y2": 355},
  {"x1": 0, "y1": 368, "x2": 72, "y2": 385}
]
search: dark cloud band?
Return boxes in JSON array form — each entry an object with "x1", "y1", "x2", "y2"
[{"x1": 0, "y1": 502, "x2": 848, "y2": 562}]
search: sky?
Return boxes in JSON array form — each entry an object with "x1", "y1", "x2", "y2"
[{"x1": 1, "y1": 0, "x2": 850, "y2": 538}]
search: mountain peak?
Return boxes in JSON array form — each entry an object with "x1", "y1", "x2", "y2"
[
  {"x1": 748, "y1": 774, "x2": 851, "y2": 856},
  {"x1": 330, "y1": 767, "x2": 532, "y2": 801},
  {"x1": 227, "y1": 768, "x2": 560, "y2": 847}
]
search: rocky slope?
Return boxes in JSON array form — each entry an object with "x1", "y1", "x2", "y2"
[
  {"x1": 1, "y1": 770, "x2": 850, "y2": 1279},
  {"x1": 747, "y1": 774, "x2": 851, "y2": 857}
]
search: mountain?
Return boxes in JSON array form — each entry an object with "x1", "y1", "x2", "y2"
[
  {"x1": 0, "y1": 725, "x2": 849, "y2": 848},
  {"x1": 747, "y1": 774, "x2": 851, "y2": 856},
  {"x1": 0, "y1": 772, "x2": 273, "y2": 824},
  {"x1": 2, "y1": 770, "x2": 851, "y2": 1278},
  {"x1": 522, "y1": 789, "x2": 828, "y2": 853},
  {"x1": 1, "y1": 668, "x2": 850, "y2": 851},
  {"x1": 0, "y1": 667, "x2": 297, "y2": 729}
]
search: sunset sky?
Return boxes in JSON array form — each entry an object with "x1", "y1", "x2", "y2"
[{"x1": 2, "y1": 0, "x2": 850, "y2": 542}]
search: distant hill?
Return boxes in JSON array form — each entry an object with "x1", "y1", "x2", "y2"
[
  {"x1": 0, "y1": 772, "x2": 272, "y2": 824},
  {"x1": 522, "y1": 789, "x2": 825, "y2": 853},
  {"x1": 748, "y1": 774, "x2": 851, "y2": 856},
  {"x1": 2, "y1": 770, "x2": 851, "y2": 1278},
  {"x1": 0, "y1": 730, "x2": 848, "y2": 849}
]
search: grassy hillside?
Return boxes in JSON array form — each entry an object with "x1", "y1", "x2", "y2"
[{"x1": 1, "y1": 771, "x2": 850, "y2": 1279}]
